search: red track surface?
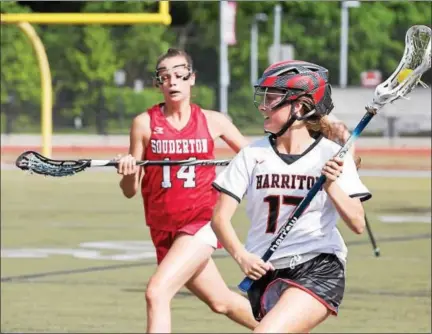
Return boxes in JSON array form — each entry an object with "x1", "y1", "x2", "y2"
[{"x1": 1, "y1": 145, "x2": 431, "y2": 156}]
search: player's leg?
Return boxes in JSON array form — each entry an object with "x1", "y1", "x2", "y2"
[
  {"x1": 145, "y1": 232, "x2": 215, "y2": 333},
  {"x1": 186, "y1": 257, "x2": 259, "y2": 330},
  {"x1": 254, "y1": 286, "x2": 331, "y2": 333}
]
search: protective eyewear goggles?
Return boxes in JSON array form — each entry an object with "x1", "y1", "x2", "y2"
[
  {"x1": 254, "y1": 87, "x2": 290, "y2": 111},
  {"x1": 154, "y1": 64, "x2": 192, "y2": 85}
]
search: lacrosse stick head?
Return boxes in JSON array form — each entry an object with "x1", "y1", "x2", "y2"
[
  {"x1": 369, "y1": 25, "x2": 431, "y2": 111},
  {"x1": 15, "y1": 151, "x2": 90, "y2": 177}
]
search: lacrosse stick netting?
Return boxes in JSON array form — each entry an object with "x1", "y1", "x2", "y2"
[
  {"x1": 370, "y1": 25, "x2": 431, "y2": 109},
  {"x1": 15, "y1": 151, "x2": 89, "y2": 177},
  {"x1": 238, "y1": 25, "x2": 432, "y2": 293}
]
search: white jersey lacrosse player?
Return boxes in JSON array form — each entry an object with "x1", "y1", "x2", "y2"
[
  {"x1": 213, "y1": 135, "x2": 371, "y2": 267},
  {"x1": 211, "y1": 60, "x2": 372, "y2": 329}
]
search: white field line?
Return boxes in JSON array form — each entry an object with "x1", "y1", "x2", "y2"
[{"x1": 379, "y1": 215, "x2": 431, "y2": 224}]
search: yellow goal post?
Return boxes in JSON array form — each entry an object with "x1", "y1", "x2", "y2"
[{"x1": 0, "y1": 1, "x2": 172, "y2": 158}]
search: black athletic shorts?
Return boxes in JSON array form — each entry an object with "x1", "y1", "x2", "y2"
[{"x1": 247, "y1": 253, "x2": 345, "y2": 321}]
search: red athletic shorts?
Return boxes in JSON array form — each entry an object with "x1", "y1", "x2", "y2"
[{"x1": 149, "y1": 221, "x2": 222, "y2": 264}]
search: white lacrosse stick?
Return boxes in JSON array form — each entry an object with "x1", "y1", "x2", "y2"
[{"x1": 371, "y1": 25, "x2": 431, "y2": 109}]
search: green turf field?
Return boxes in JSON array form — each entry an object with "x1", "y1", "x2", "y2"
[{"x1": 1, "y1": 170, "x2": 431, "y2": 333}]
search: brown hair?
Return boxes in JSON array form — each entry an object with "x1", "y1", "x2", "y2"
[{"x1": 155, "y1": 48, "x2": 193, "y2": 70}]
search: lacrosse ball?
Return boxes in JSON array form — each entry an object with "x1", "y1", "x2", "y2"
[{"x1": 397, "y1": 69, "x2": 413, "y2": 83}]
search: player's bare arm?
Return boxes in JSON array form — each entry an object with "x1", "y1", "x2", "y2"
[
  {"x1": 211, "y1": 193, "x2": 274, "y2": 280},
  {"x1": 211, "y1": 194, "x2": 245, "y2": 260},
  {"x1": 118, "y1": 112, "x2": 150, "y2": 198},
  {"x1": 322, "y1": 157, "x2": 366, "y2": 234},
  {"x1": 203, "y1": 109, "x2": 249, "y2": 153},
  {"x1": 328, "y1": 119, "x2": 350, "y2": 144}
]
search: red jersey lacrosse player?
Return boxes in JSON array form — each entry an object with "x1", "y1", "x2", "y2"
[{"x1": 115, "y1": 48, "x2": 257, "y2": 333}]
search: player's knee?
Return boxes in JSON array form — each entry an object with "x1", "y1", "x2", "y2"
[
  {"x1": 207, "y1": 299, "x2": 229, "y2": 315},
  {"x1": 145, "y1": 278, "x2": 170, "y2": 305},
  {"x1": 254, "y1": 323, "x2": 309, "y2": 333}
]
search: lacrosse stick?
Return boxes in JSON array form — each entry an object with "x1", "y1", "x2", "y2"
[
  {"x1": 365, "y1": 214, "x2": 380, "y2": 257},
  {"x1": 15, "y1": 151, "x2": 231, "y2": 177},
  {"x1": 238, "y1": 25, "x2": 431, "y2": 292}
]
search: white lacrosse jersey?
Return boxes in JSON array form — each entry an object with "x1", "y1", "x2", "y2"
[{"x1": 213, "y1": 135, "x2": 371, "y2": 264}]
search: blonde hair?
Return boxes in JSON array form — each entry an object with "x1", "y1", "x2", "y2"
[
  {"x1": 297, "y1": 95, "x2": 333, "y2": 140},
  {"x1": 298, "y1": 96, "x2": 362, "y2": 169}
]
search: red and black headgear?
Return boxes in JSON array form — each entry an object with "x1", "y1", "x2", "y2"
[
  {"x1": 255, "y1": 60, "x2": 333, "y2": 114},
  {"x1": 254, "y1": 60, "x2": 334, "y2": 137}
]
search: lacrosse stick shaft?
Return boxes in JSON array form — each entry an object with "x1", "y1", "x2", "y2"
[
  {"x1": 15, "y1": 150, "x2": 232, "y2": 177},
  {"x1": 238, "y1": 110, "x2": 377, "y2": 293},
  {"x1": 365, "y1": 214, "x2": 380, "y2": 257},
  {"x1": 88, "y1": 159, "x2": 231, "y2": 167}
]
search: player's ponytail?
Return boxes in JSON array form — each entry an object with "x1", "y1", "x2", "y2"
[
  {"x1": 299, "y1": 96, "x2": 362, "y2": 169},
  {"x1": 297, "y1": 95, "x2": 333, "y2": 140}
]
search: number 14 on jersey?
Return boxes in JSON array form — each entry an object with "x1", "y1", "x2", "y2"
[{"x1": 161, "y1": 158, "x2": 196, "y2": 188}]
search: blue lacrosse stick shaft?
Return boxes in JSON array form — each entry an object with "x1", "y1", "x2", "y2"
[{"x1": 238, "y1": 110, "x2": 376, "y2": 293}]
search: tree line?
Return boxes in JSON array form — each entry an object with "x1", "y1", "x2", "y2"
[{"x1": 1, "y1": 1, "x2": 430, "y2": 134}]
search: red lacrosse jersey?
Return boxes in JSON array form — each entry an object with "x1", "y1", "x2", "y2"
[{"x1": 141, "y1": 103, "x2": 218, "y2": 231}]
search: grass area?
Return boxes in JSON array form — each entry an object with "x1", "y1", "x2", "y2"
[
  {"x1": 358, "y1": 154, "x2": 430, "y2": 170},
  {"x1": 1, "y1": 170, "x2": 431, "y2": 333}
]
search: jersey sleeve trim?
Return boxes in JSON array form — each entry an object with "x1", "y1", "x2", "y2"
[
  {"x1": 349, "y1": 192, "x2": 372, "y2": 202},
  {"x1": 212, "y1": 182, "x2": 241, "y2": 203}
]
